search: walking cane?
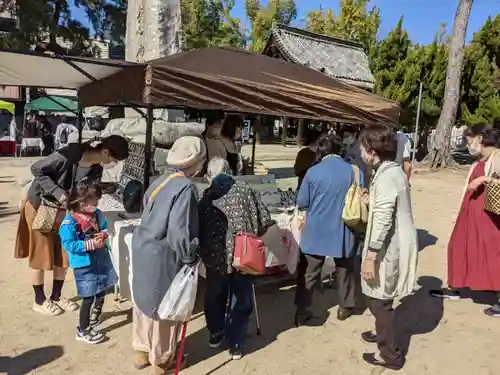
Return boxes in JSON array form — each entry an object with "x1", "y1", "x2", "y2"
[{"x1": 175, "y1": 322, "x2": 188, "y2": 375}]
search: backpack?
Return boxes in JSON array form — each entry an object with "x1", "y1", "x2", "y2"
[{"x1": 59, "y1": 125, "x2": 69, "y2": 145}]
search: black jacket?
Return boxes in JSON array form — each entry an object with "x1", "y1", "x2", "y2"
[{"x1": 28, "y1": 144, "x2": 102, "y2": 209}]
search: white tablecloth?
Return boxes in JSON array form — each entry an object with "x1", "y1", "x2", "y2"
[
  {"x1": 21, "y1": 137, "x2": 44, "y2": 151},
  {"x1": 109, "y1": 213, "x2": 293, "y2": 300}
]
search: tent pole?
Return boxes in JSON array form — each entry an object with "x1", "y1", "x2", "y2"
[
  {"x1": 77, "y1": 106, "x2": 83, "y2": 144},
  {"x1": 143, "y1": 103, "x2": 154, "y2": 190},
  {"x1": 251, "y1": 116, "x2": 259, "y2": 174}
]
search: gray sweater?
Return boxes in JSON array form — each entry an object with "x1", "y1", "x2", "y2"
[{"x1": 131, "y1": 172, "x2": 199, "y2": 319}]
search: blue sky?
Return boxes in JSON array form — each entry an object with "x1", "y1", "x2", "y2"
[{"x1": 72, "y1": 0, "x2": 500, "y2": 45}]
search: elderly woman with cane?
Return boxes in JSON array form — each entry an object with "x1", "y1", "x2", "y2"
[{"x1": 131, "y1": 136, "x2": 205, "y2": 375}]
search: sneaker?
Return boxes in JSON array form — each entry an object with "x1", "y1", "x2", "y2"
[
  {"x1": 429, "y1": 288, "x2": 460, "y2": 300},
  {"x1": 76, "y1": 327, "x2": 105, "y2": 344},
  {"x1": 229, "y1": 344, "x2": 243, "y2": 360},
  {"x1": 33, "y1": 300, "x2": 64, "y2": 316},
  {"x1": 209, "y1": 332, "x2": 224, "y2": 349},
  {"x1": 55, "y1": 297, "x2": 79, "y2": 312},
  {"x1": 484, "y1": 305, "x2": 500, "y2": 317}
]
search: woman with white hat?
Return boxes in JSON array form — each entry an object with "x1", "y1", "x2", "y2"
[{"x1": 131, "y1": 136, "x2": 206, "y2": 375}]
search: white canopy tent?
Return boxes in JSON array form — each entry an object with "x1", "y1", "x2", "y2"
[{"x1": 0, "y1": 49, "x2": 134, "y2": 89}]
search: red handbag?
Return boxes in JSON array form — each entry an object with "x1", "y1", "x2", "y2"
[{"x1": 233, "y1": 232, "x2": 266, "y2": 275}]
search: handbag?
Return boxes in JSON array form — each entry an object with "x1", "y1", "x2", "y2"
[
  {"x1": 485, "y1": 180, "x2": 500, "y2": 215},
  {"x1": 233, "y1": 232, "x2": 266, "y2": 275},
  {"x1": 342, "y1": 165, "x2": 368, "y2": 233},
  {"x1": 32, "y1": 197, "x2": 65, "y2": 233},
  {"x1": 32, "y1": 161, "x2": 79, "y2": 233}
]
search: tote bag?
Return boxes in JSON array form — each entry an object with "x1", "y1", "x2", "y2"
[{"x1": 342, "y1": 165, "x2": 368, "y2": 233}]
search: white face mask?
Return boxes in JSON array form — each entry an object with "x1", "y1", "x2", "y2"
[
  {"x1": 102, "y1": 161, "x2": 117, "y2": 169},
  {"x1": 467, "y1": 137, "x2": 482, "y2": 156}
]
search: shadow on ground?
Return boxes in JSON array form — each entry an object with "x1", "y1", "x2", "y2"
[
  {"x1": 417, "y1": 229, "x2": 438, "y2": 252},
  {"x1": 184, "y1": 275, "x2": 339, "y2": 372},
  {"x1": 0, "y1": 345, "x2": 64, "y2": 375},
  {"x1": 395, "y1": 276, "x2": 444, "y2": 355},
  {"x1": 267, "y1": 167, "x2": 296, "y2": 180}
]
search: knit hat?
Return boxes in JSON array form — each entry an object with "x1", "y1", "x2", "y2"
[{"x1": 166, "y1": 136, "x2": 206, "y2": 169}]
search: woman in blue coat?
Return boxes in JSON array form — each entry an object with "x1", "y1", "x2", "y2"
[{"x1": 295, "y1": 134, "x2": 363, "y2": 325}]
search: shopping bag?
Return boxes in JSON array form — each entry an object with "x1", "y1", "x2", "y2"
[
  {"x1": 260, "y1": 224, "x2": 287, "y2": 265},
  {"x1": 281, "y1": 210, "x2": 303, "y2": 274},
  {"x1": 233, "y1": 233, "x2": 266, "y2": 275},
  {"x1": 157, "y1": 264, "x2": 199, "y2": 322}
]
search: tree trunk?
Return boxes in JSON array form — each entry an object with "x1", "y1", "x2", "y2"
[{"x1": 430, "y1": 0, "x2": 474, "y2": 168}]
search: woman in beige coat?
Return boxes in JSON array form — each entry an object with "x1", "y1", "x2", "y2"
[{"x1": 358, "y1": 125, "x2": 418, "y2": 371}]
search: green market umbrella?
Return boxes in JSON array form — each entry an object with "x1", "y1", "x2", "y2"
[{"x1": 25, "y1": 96, "x2": 77, "y2": 113}]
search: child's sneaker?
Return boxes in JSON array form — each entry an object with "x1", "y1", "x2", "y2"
[{"x1": 76, "y1": 327, "x2": 105, "y2": 344}]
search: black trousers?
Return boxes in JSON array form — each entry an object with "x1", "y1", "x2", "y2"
[
  {"x1": 294, "y1": 253, "x2": 358, "y2": 312},
  {"x1": 367, "y1": 298, "x2": 404, "y2": 364}
]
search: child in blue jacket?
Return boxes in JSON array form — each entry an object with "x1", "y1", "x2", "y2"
[{"x1": 59, "y1": 180, "x2": 117, "y2": 344}]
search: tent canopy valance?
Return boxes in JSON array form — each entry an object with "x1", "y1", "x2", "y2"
[
  {"x1": 25, "y1": 96, "x2": 78, "y2": 112},
  {"x1": 78, "y1": 47, "x2": 399, "y2": 125}
]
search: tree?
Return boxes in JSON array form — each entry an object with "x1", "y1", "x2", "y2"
[
  {"x1": 0, "y1": 0, "x2": 127, "y2": 55},
  {"x1": 245, "y1": 0, "x2": 297, "y2": 52},
  {"x1": 306, "y1": 0, "x2": 380, "y2": 52},
  {"x1": 181, "y1": 0, "x2": 246, "y2": 51},
  {"x1": 461, "y1": 15, "x2": 500, "y2": 125},
  {"x1": 430, "y1": 0, "x2": 474, "y2": 168}
]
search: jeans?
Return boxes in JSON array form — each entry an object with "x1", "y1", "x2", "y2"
[{"x1": 204, "y1": 272, "x2": 253, "y2": 346}]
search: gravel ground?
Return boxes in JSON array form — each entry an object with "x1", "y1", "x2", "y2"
[{"x1": 0, "y1": 147, "x2": 498, "y2": 375}]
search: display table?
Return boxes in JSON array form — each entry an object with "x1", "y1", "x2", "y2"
[
  {"x1": 20, "y1": 138, "x2": 44, "y2": 156},
  {"x1": 108, "y1": 211, "x2": 296, "y2": 301}
]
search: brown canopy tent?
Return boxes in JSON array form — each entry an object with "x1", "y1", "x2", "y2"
[
  {"x1": 78, "y1": 47, "x2": 399, "y2": 126},
  {"x1": 79, "y1": 47, "x2": 399, "y2": 125},
  {"x1": 0, "y1": 47, "x2": 400, "y2": 188}
]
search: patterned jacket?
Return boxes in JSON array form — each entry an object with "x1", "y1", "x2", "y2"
[{"x1": 198, "y1": 178, "x2": 274, "y2": 275}]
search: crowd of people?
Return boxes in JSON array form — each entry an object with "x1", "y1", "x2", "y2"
[{"x1": 12, "y1": 116, "x2": 500, "y2": 374}]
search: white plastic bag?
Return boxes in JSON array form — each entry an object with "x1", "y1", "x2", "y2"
[{"x1": 157, "y1": 264, "x2": 199, "y2": 322}]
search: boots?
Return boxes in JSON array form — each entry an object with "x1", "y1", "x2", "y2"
[{"x1": 134, "y1": 350, "x2": 150, "y2": 370}]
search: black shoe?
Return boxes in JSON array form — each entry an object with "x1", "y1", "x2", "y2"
[
  {"x1": 337, "y1": 307, "x2": 353, "y2": 321},
  {"x1": 362, "y1": 353, "x2": 405, "y2": 371},
  {"x1": 484, "y1": 305, "x2": 500, "y2": 317},
  {"x1": 294, "y1": 309, "x2": 313, "y2": 327},
  {"x1": 208, "y1": 332, "x2": 224, "y2": 349},
  {"x1": 361, "y1": 330, "x2": 377, "y2": 344},
  {"x1": 229, "y1": 344, "x2": 243, "y2": 360},
  {"x1": 429, "y1": 288, "x2": 460, "y2": 300}
]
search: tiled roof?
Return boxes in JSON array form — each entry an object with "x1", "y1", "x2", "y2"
[{"x1": 264, "y1": 24, "x2": 375, "y2": 89}]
